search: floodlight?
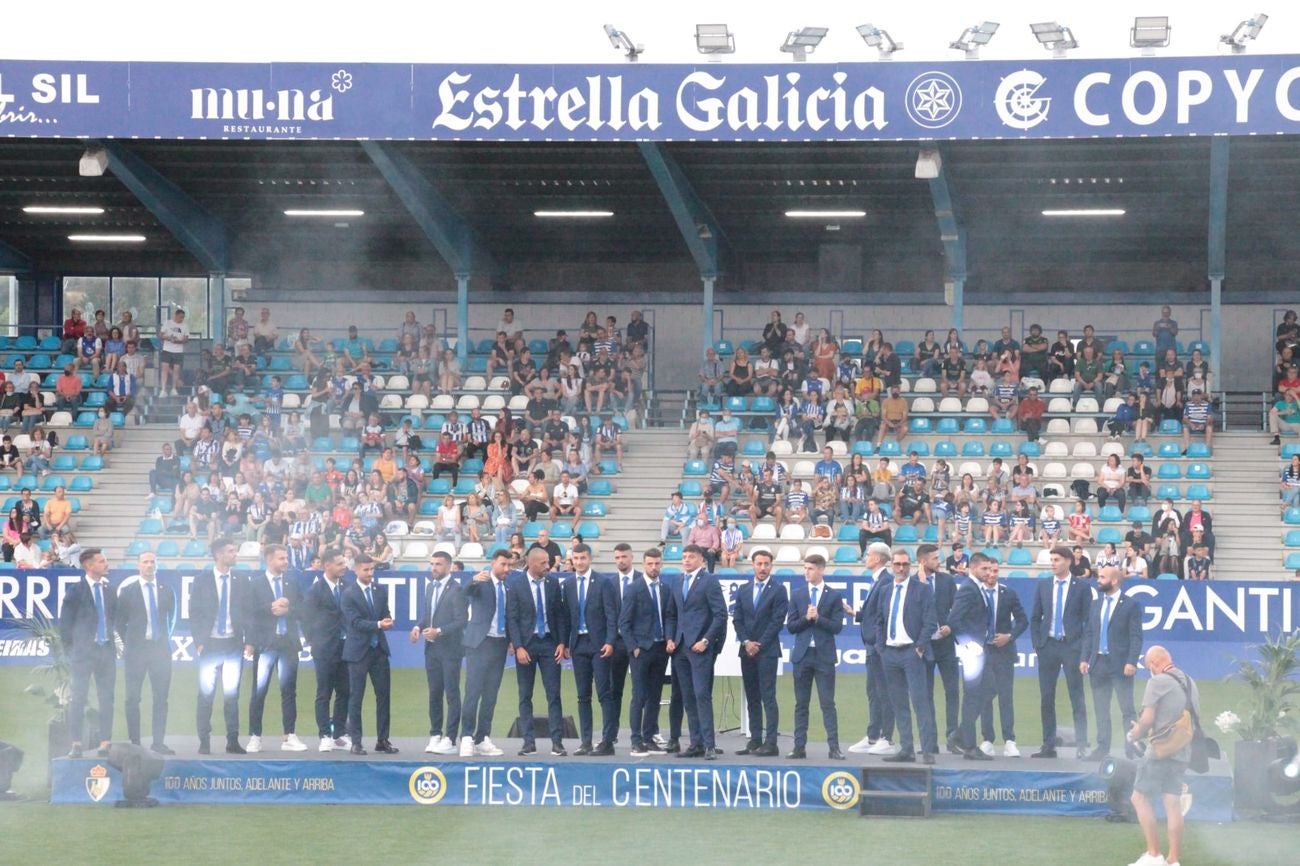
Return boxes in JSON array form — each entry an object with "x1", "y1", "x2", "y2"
[
  {"x1": 78, "y1": 147, "x2": 108, "y2": 177},
  {"x1": 106, "y1": 743, "x2": 165, "y2": 808},
  {"x1": 603, "y1": 24, "x2": 644, "y2": 62},
  {"x1": 949, "y1": 22, "x2": 999, "y2": 59},
  {"x1": 696, "y1": 24, "x2": 735, "y2": 61},
  {"x1": 68, "y1": 234, "x2": 146, "y2": 243},
  {"x1": 857, "y1": 24, "x2": 903, "y2": 60},
  {"x1": 283, "y1": 209, "x2": 365, "y2": 217},
  {"x1": 1031, "y1": 21, "x2": 1079, "y2": 57},
  {"x1": 22, "y1": 205, "x2": 105, "y2": 215},
  {"x1": 1221, "y1": 13, "x2": 1268, "y2": 53},
  {"x1": 1131, "y1": 16, "x2": 1171, "y2": 54},
  {"x1": 780, "y1": 27, "x2": 829, "y2": 62},
  {"x1": 785, "y1": 210, "x2": 866, "y2": 219}
]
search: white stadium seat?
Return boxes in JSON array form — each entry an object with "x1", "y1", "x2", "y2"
[
  {"x1": 488, "y1": 376, "x2": 510, "y2": 391},
  {"x1": 379, "y1": 394, "x2": 403, "y2": 410},
  {"x1": 237, "y1": 541, "x2": 262, "y2": 559},
  {"x1": 1100, "y1": 442, "x2": 1125, "y2": 459},
  {"x1": 458, "y1": 542, "x2": 485, "y2": 560},
  {"x1": 897, "y1": 379, "x2": 911, "y2": 393},
  {"x1": 48, "y1": 411, "x2": 73, "y2": 427},
  {"x1": 1042, "y1": 462, "x2": 1068, "y2": 479},
  {"x1": 964, "y1": 397, "x2": 989, "y2": 414},
  {"x1": 456, "y1": 394, "x2": 481, "y2": 411},
  {"x1": 1036, "y1": 548, "x2": 1055, "y2": 566},
  {"x1": 1048, "y1": 379, "x2": 1074, "y2": 394},
  {"x1": 771, "y1": 441, "x2": 794, "y2": 457},
  {"x1": 433, "y1": 541, "x2": 457, "y2": 557},
  {"x1": 482, "y1": 395, "x2": 506, "y2": 411},
  {"x1": 412, "y1": 521, "x2": 438, "y2": 536},
  {"x1": 793, "y1": 460, "x2": 816, "y2": 477},
  {"x1": 913, "y1": 377, "x2": 937, "y2": 393},
  {"x1": 385, "y1": 375, "x2": 410, "y2": 391},
  {"x1": 779, "y1": 524, "x2": 806, "y2": 540},
  {"x1": 1047, "y1": 398, "x2": 1073, "y2": 414},
  {"x1": 805, "y1": 545, "x2": 830, "y2": 561},
  {"x1": 431, "y1": 395, "x2": 455, "y2": 411},
  {"x1": 774, "y1": 545, "x2": 803, "y2": 563},
  {"x1": 751, "y1": 524, "x2": 777, "y2": 540},
  {"x1": 1102, "y1": 397, "x2": 1123, "y2": 414},
  {"x1": 402, "y1": 541, "x2": 430, "y2": 559},
  {"x1": 405, "y1": 394, "x2": 430, "y2": 410},
  {"x1": 1072, "y1": 418, "x2": 1099, "y2": 435},
  {"x1": 911, "y1": 397, "x2": 935, "y2": 413},
  {"x1": 1043, "y1": 441, "x2": 1069, "y2": 458},
  {"x1": 937, "y1": 397, "x2": 963, "y2": 414},
  {"x1": 280, "y1": 393, "x2": 301, "y2": 409},
  {"x1": 1075, "y1": 397, "x2": 1100, "y2": 413},
  {"x1": 507, "y1": 395, "x2": 529, "y2": 411},
  {"x1": 462, "y1": 376, "x2": 487, "y2": 391},
  {"x1": 957, "y1": 461, "x2": 982, "y2": 478},
  {"x1": 827, "y1": 441, "x2": 847, "y2": 457},
  {"x1": 1020, "y1": 377, "x2": 1045, "y2": 392},
  {"x1": 1070, "y1": 462, "x2": 1096, "y2": 479},
  {"x1": 385, "y1": 521, "x2": 410, "y2": 537},
  {"x1": 1071, "y1": 442, "x2": 1098, "y2": 458},
  {"x1": 1045, "y1": 419, "x2": 1070, "y2": 435}
]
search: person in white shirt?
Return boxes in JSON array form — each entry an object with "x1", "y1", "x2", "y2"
[
  {"x1": 176, "y1": 401, "x2": 206, "y2": 453},
  {"x1": 6, "y1": 360, "x2": 32, "y2": 394},
  {"x1": 13, "y1": 531, "x2": 42, "y2": 568},
  {"x1": 158, "y1": 308, "x2": 189, "y2": 397},
  {"x1": 496, "y1": 308, "x2": 526, "y2": 338},
  {"x1": 550, "y1": 472, "x2": 581, "y2": 520}
]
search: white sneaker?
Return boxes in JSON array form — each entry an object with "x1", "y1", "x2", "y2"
[
  {"x1": 979, "y1": 740, "x2": 996, "y2": 756},
  {"x1": 475, "y1": 738, "x2": 504, "y2": 757},
  {"x1": 431, "y1": 737, "x2": 458, "y2": 755},
  {"x1": 424, "y1": 736, "x2": 443, "y2": 753},
  {"x1": 652, "y1": 734, "x2": 668, "y2": 748},
  {"x1": 282, "y1": 734, "x2": 307, "y2": 752},
  {"x1": 847, "y1": 735, "x2": 876, "y2": 754},
  {"x1": 866, "y1": 739, "x2": 897, "y2": 755},
  {"x1": 335, "y1": 735, "x2": 352, "y2": 748},
  {"x1": 459, "y1": 736, "x2": 475, "y2": 757},
  {"x1": 318, "y1": 737, "x2": 333, "y2": 752},
  {"x1": 1002, "y1": 740, "x2": 1020, "y2": 757},
  {"x1": 246, "y1": 735, "x2": 262, "y2": 753},
  {"x1": 1126, "y1": 854, "x2": 1166, "y2": 866}
]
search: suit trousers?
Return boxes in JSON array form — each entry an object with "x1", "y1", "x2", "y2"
[
  {"x1": 650, "y1": 674, "x2": 684, "y2": 741},
  {"x1": 313, "y1": 643, "x2": 350, "y2": 739},
  {"x1": 603, "y1": 641, "x2": 631, "y2": 745},
  {"x1": 927, "y1": 649, "x2": 960, "y2": 741},
  {"x1": 1089, "y1": 656, "x2": 1137, "y2": 754},
  {"x1": 882, "y1": 645, "x2": 938, "y2": 755},
  {"x1": 461, "y1": 636, "x2": 509, "y2": 742},
  {"x1": 196, "y1": 637, "x2": 242, "y2": 742},
  {"x1": 346, "y1": 646, "x2": 391, "y2": 743},
  {"x1": 569, "y1": 633, "x2": 612, "y2": 746},
  {"x1": 628, "y1": 641, "x2": 669, "y2": 747},
  {"x1": 424, "y1": 649, "x2": 464, "y2": 738},
  {"x1": 123, "y1": 638, "x2": 172, "y2": 746},
  {"x1": 980, "y1": 645, "x2": 1017, "y2": 742},
  {"x1": 675, "y1": 646, "x2": 719, "y2": 750},
  {"x1": 516, "y1": 635, "x2": 564, "y2": 746},
  {"x1": 250, "y1": 637, "x2": 300, "y2": 736},
  {"x1": 792, "y1": 657, "x2": 838, "y2": 750},
  {"x1": 68, "y1": 642, "x2": 117, "y2": 746},
  {"x1": 1037, "y1": 638, "x2": 1088, "y2": 747},
  {"x1": 740, "y1": 653, "x2": 780, "y2": 746},
  {"x1": 865, "y1": 648, "x2": 896, "y2": 741}
]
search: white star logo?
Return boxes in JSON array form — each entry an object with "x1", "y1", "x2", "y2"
[
  {"x1": 912, "y1": 80, "x2": 954, "y2": 121},
  {"x1": 904, "y1": 71, "x2": 964, "y2": 129}
]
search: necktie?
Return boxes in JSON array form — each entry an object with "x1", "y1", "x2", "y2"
[
  {"x1": 218, "y1": 574, "x2": 229, "y2": 637},
  {"x1": 650, "y1": 582, "x2": 663, "y2": 640},
  {"x1": 753, "y1": 581, "x2": 763, "y2": 608},
  {"x1": 333, "y1": 582, "x2": 345, "y2": 639},
  {"x1": 495, "y1": 581, "x2": 507, "y2": 634},
  {"x1": 430, "y1": 582, "x2": 441, "y2": 628},
  {"x1": 273, "y1": 576, "x2": 286, "y2": 635},
  {"x1": 364, "y1": 586, "x2": 379, "y2": 648},
  {"x1": 983, "y1": 588, "x2": 996, "y2": 642},
  {"x1": 147, "y1": 582, "x2": 160, "y2": 642},
  {"x1": 578, "y1": 577, "x2": 587, "y2": 633},
  {"x1": 622, "y1": 575, "x2": 630, "y2": 602},
  {"x1": 1099, "y1": 596, "x2": 1114, "y2": 654},
  {"x1": 1052, "y1": 580, "x2": 1066, "y2": 638},
  {"x1": 534, "y1": 580, "x2": 546, "y2": 636},
  {"x1": 888, "y1": 582, "x2": 903, "y2": 642},
  {"x1": 93, "y1": 582, "x2": 107, "y2": 644},
  {"x1": 810, "y1": 585, "x2": 819, "y2": 608},
  {"x1": 683, "y1": 572, "x2": 693, "y2": 600}
]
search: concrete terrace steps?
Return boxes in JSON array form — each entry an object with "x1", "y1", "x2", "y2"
[
  {"x1": 1201, "y1": 431, "x2": 1290, "y2": 579},
  {"x1": 72, "y1": 424, "x2": 177, "y2": 563}
]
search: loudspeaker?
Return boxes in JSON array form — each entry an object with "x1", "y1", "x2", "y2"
[
  {"x1": 106, "y1": 743, "x2": 165, "y2": 807},
  {"x1": 0, "y1": 741, "x2": 24, "y2": 800}
]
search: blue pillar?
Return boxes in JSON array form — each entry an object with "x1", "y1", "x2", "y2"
[
  {"x1": 210, "y1": 272, "x2": 226, "y2": 344},
  {"x1": 1207, "y1": 137, "x2": 1230, "y2": 392},
  {"x1": 456, "y1": 273, "x2": 470, "y2": 365},
  {"x1": 949, "y1": 277, "x2": 965, "y2": 332},
  {"x1": 701, "y1": 276, "x2": 715, "y2": 357}
]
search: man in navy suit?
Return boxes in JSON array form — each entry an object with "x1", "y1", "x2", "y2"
[
  {"x1": 1080, "y1": 565, "x2": 1144, "y2": 760},
  {"x1": 304, "y1": 547, "x2": 351, "y2": 751},
  {"x1": 786, "y1": 554, "x2": 844, "y2": 760},
  {"x1": 411, "y1": 550, "x2": 467, "y2": 755},
  {"x1": 620, "y1": 548, "x2": 675, "y2": 757},
  {"x1": 732, "y1": 549, "x2": 786, "y2": 756},
  {"x1": 849, "y1": 541, "x2": 896, "y2": 754},
  {"x1": 672, "y1": 544, "x2": 727, "y2": 759},
  {"x1": 874, "y1": 548, "x2": 939, "y2": 763},
  {"x1": 1030, "y1": 546, "x2": 1093, "y2": 758},
  {"x1": 950, "y1": 553, "x2": 1028, "y2": 760},
  {"x1": 115, "y1": 551, "x2": 176, "y2": 753},
  {"x1": 189, "y1": 538, "x2": 247, "y2": 754},
  {"x1": 458, "y1": 550, "x2": 513, "y2": 757},
  {"x1": 342, "y1": 553, "x2": 397, "y2": 755},
  {"x1": 916, "y1": 543, "x2": 961, "y2": 753},
  {"x1": 563, "y1": 543, "x2": 617, "y2": 755},
  {"x1": 600, "y1": 542, "x2": 639, "y2": 755},
  {"x1": 243, "y1": 543, "x2": 306, "y2": 753},
  {"x1": 507, "y1": 546, "x2": 570, "y2": 756},
  {"x1": 62, "y1": 548, "x2": 117, "y2": 758}
]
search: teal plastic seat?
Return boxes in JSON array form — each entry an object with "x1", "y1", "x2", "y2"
[
  {"x1": 1019, "y1": 442, "x2": 1042, "y2": 457},
  {"x1": 961, "y1": 441, "x2": 986, "y2": 457},
  {"x1": 834, "y1": 547, "x2": 860, "y2": 563},
  {"x1": 588, "y1": 480, "x2": 613, "y2": 496},
  {"x1": 684, "y1": 460, "x2": 708, "y2": 476},
  {"x1": 1156, "y1": 463, "x2": 1182, "y2": 479},
  {"x1": 1008, "y1": 548, "x2": 1034, "y2": 566},
  {"x1": 933, "y1": 441, "x2": 957, "y2": 457},
  {"x1": 577, "y1": 521, "x2": 601, "y2": 539},
  {"x1": 989, "y1": 441, "x2": 1013, "y2": 458}
]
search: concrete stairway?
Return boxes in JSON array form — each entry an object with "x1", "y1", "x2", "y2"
[
  {"x1": 592, "y1": 427, "x2": 688, "y2": 566},
  {"x1": 1208, "y1": 431, "x2": 1287, "y2": 580},
  {"x1": 72, "y1": 423, "x2": 173, "y2": 565}
]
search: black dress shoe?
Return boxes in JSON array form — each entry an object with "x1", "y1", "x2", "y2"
[
  {"x1": 1031, "y1": 747, "x2": 1058, "y2": 759},
  {"x1": 753, "y1": 744, "x2": 779, "y2": 757},
  {"x1": 735, "y1": 742, "x2": 761, "y2": 755},
  {"x1": 1084, "y1": 748, "x2": 1110, "y2": 762},
  {"x1": 964, "y1": 748, "x2": 993, "y2": 761},
  {"x1": 518, "y1": 744, "x2": 537, "y2": 756},
  {"x1": 946, "y1": 736, "x2": 964, "y2": 755},
  {"x1": 197, "y1": 740, "x2": 211, "y2": 755},
  {"x1": 703, "y1": 751, "x2": 717, "y2": 761},
  {"x1": 921, "y1": 753, "x2": 936, "y2": 765},
  {"x1": 882, "y1": 751, "x2": 916, "y2": 763},
  {"x1": 677, "y1": 746, "x2": 705, "y2": 758},
  {"x1": 665, "y1": 739, "x2": 680, "y2": 754},
  {"x1": 573, "y1": 743, "x2": 593, "y2": 756},
  {"x1": 591, "y1": 742, "x2": 615, "y2": 757},
  {"x1": 67, "y1": 745, "x2": 83, "y2": 759},
  {"x1": 350, "y1": 745, "x2": 367, "y2": 755},
  {"x1": 96, "y1": 745, "x2": 111, "y2": 758},
  {"x1": 550, "y1": 744, "x2": 567, "y2": 757},
  {"x1": 786, "y1": 747, "x2": 807, "y2": 759},
  {"x1": 226, "y1": 741, "x2": 247, "y2": 755},
  {"x1": 375, "y1": 741, "x2": 399, "y2": 754},
  {"x1": 150, "y1": 744, "x2": 176, "y2": 756},
  {"x1": 828, "y1": 748, "x2": 846, "y2": 760}
]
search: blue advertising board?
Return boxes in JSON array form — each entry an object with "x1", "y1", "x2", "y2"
[
  {"x1": 1, "y1": 569, "x2": 1293, "y2": 678},
  {"x1": 6, "y1": 56, "x2": 1300, "y2": 140}
]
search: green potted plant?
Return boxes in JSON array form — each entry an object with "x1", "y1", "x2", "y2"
[
  {"x1": 1215, "y1": 631, "x2": 1300, "y2": 816},
  {"x1": 15, "y1": 614, "x2": 82, "y2": 783}
]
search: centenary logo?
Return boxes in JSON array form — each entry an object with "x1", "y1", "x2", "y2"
[
  {"x1": 995, "y1": 69, "x2": 1051, "y2": 131},
  {"x1": 85, "y1": 764, "x2": 111, "y2": 802},
  {"x1": 904, "y1": 71, "x2": 963, "y2": 129},
  {"x1": 408, "y1": 766, "x2": 448, "y2": 805},
  {"x1": 821, "y1": 770, "x2": 860, "y2": 810}
]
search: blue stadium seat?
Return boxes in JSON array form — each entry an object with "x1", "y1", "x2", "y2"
[
  {"x1": 1156, "y1": 463, "x2": 1181, "y2": 479},
  {"x1": 684, "y1": 460, "x2": 707, "y2": 476},
  {"x1": 725, "y1": 396, "x2": 749, "y2": 412},
  {"x1": 834, "y1": 547, "x2": 860, "y2": 563},
  {"x1": 453, "y1": 478, "x2": 477, "y2": 495},
  {"x1": 1132, "y1": 340, "x2": 1155, "y2": 357},
  {"x1": 137, "y1": 518, "x2": 164, "y2": 535},
  {"x1": 0, "y1": 477, "x2": 10, "y2": 492},
  {"x1": 936, "y1": 418, "x2": 960, "y2": 434},
  {"x1": 550, "y1": 523, "x2": 573, "y2": 540},
  {"x1": 581, "y1": 501, "x2": 607, "y2": 517},
  {"x1": 465, "y1": 357, "x2": 488, "y2": 373},
  {"x1": 878, "y1": 440, "x2": 901, "y2": 457},
  {"x1": 714, "y1": 340, "x2": 734, "y2": 357},
  {"x1": 989, "y1": 441, "x2": 1013, "y2": 458},
  {"x1": 990, "y1": 418, "x2": 1015, "y2": 434},
  {"x1": 1189, "y1": 341, "x2": 1210, "y2": 356},
  {"x1": 836, "y1": 524, "x2": 858, "y2": 541},
  {"x1": 743, "y1": 440, "x2": 767, "y2": 456},
  {"x1": 52, "y1": 455, "x2": 76, "y2": 472},
  {"x1": 841, "y1": 339, "x2": 863, "y2": 355},
  {"x1": 1156, "y1": 484, "x2": 1182, "y2": 501},
  {"x1": 339, "y1": 436, "x2": 360, "y2": 451},
  {"x1": 285, "y1": 374, "x2": 309, "y2": 390},
  {"x1": 851, "y1": 441, "x2": 874, "y2": 456},
  {"x1": 1286, "y1": 553, "x2": 1300, "y2": 571},
  {"x1": 663, "y1": 544, "x2": 683, "y2": 561},
  {"x1": 895, "y1": 340, "x2": 916, "y2": 356},
  {"x1": 82, "y1": 392, "x2": 107, "y2": 408},
  {"x1": 909, "y1": 418, "x2": 932, "y2": 434},
  {"x1": 588, "y1": 480, "x2": 613, "y2": 496},
  {"x1": 1157, "y1": 443, "x2": 1182, "y2": 458},
  {"x1": 1285, "y1": 530, "x2": 1300, "y2": 548},
  {"x1": 14, "y1": 336, "x2": 36, "y2": 351},
  {"x1": 79, "y1": 455, "x2": 104, "y2": 471},
  {"x1": 1186, "y1": 484, "x2": 1212, "y2": 501},
  {"x1": 894, "y1": 526, "x2": 918, "y2": 543},
  {"x1": 922, "y1": 525, "x2": 939, "y2": 543},
  {"x1": 1107, "y1": 340, "x2": 1130, "y2": 355},
  {"x1": 155, "y1": 540, "x2": 181, "y2": 558},
  {"x1": 39, "y1": 475, "x2": 66, "y2": 492},
  {"x1": 462, "y1": 458, "x2": 484, "y2": 475},
  {"x1": 1127, "y1": 505, "x2": 1152, "y2": 522},
  {"x1": 426, "y1": 479, "x2": 452, "y2": 495},
  {"x1": 14, "y1": 474, "x2": 36, "y2": 489},
  {"x1": 38, "y1": 335, "x2": 62, "y2": 352},
  {"x1": 751, "y1": 396, "x2": 776, "y2": 413},
  {"x1": 981, "y1": 548, "x2": 1002, "y2": 563},
  {"x1": 424, "y1": 414, "x2": 446, "y2": 430},
  {"x1": 27, "y1": 353, "x2": 52, "y2": 370},
  {"x1": 521, "y1": 521, "x2": 546, "y2": 539},
  {"x1": 1186, "y1": 443, "x2": 1213, "y2": 459},
  {"x1": 679, "y1": 480, "x2": 703, "y2": 497},
  {"x1": 961, "y1": 441, "x2": 986, "y2": 457},
  {"x1": 577, "y1": 521, "x2": 601, "y2": 539},
  {"x1": 903, "y1": 442, "x2": 930, "y2": 457},
  {"x1": 109, "y1": 412, "x2": 126, "y2": 428},
  {"x1": 1156, "y1": 572, "x2": 1180, "y2": 581},
  {"x1": 418, "y1": 499, "x2": 440, "y2": 515},
  {"x1": 1098, "y1": 505, "x2": 1123, "y2": 522},
  {"x1": 74, "y1": 411, "x2": 97, "y2": 428},
  {"x1": 1158, "y1": 419, "x2": 1183, "y2": 436},
  {"x1": 1129, "y1": 442, "x2": 1153, "y2": 458},
  {"x1": 598, "y1": 459, "x2": 619, "y2": 475},
  {"x1": 1098, "y1": 528, "x2": 1122, "y2": 544},
  {"x1": 183, "y1": 540, "x2": 209, "y2": 558},
  {"x1": 1186, "y1": 463, "x2": 1211, "y2": 479},
  {"x1": 311, "y1": 436, "x2": 334, "y2": 452},
  {"x1": 933, "y1": 441, "x2": 957, "y2": 458},
  {"x1": 1007, "y1": 548, "x2": 1034, "y2": 566},
  {"x1": 963, "y1": 418, "x2": 988, "y2": 434},
  {"x1": 125, "y1": 540, "x2": 151, "y2": 557},
  {"x1": 269, "y1": 356, "x2": 293, "y2": 371},
  {"x1": 1018, "y1": 442, "x2": 1042, "y2": 457}
]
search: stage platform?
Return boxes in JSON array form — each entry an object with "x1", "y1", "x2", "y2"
[{"x1": 51, "y1": 732, "x2": 1234, "y2": 819}]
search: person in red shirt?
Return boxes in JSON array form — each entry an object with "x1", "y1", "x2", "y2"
[
  {"x1": 1014, "y1": 385, "x2": 1047, "y2": 443},
  {"x1": 432, "y1": 432, "x2": 461, "y2": 486},
  {"x1": 1278, "y1": 364, "x2": 1300, "y2": 402},
  {"x1": 60, "y1": 308, "x2": 87, "y2": 355},
  {"x1": 55, "y1": 365, "x2": 84, "y2": 411}
]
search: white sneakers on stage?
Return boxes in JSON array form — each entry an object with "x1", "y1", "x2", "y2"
[
  {"x1": 282, "y1": 734, "x2": 307, "y2": 752},
  {"x1": 423, "y1": 736, "x2": 458, "y2": 755},
  {"x1": 1002, "y1": 740, "x2": 1020, "y2": 757},
  {"x1": 319, "y1": 737, "x2": 334, "y2": 752},
  {"x1": 246, "y1": 735, "x2": 263, "y2": 753},
  {"x1": 847, "y1": 736, "x2": 875, "y2": 754},
  {"x1": 459, "y1": 736, "x2": 475, "y2": 757},
  {"x1": 474, "y1": 738, "x2": 504, "y2": 757},
  {"x1": 1127, "y1": 853, "x2": 1167, "y2": 866},
  {"x1": 866, "y1": 739, "x2": 897, "y2": 756},
  {"x1": 979, "y1": 740, "x2": 996, "y2": 756}
]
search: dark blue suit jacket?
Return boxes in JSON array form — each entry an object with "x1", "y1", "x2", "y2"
[
  {"x1": 303, "y1": 576, "x2": 351, "y2": 658},
  {"x1": 189, "y1": 568, "x2": 247, "y2": 648},
  {"x1": 1030, "y1": 575, "x2": 1093, "y2": 648},
  {"x1": 673, "y1": 569, "x2": 727, "y2": 648},
  {"x1": 241, "y1": 571, "x2": 303, "y2": 649},
  {"x1": 873, "y1": 577, "x2": 937, "y2": 661},
  {"x1": 562, "y1": 573, "x2": 619, "y2": 647},
  {"x1": 462, "y1": 575, "x2": 509, "y2": 649},
  {"x1": 948, "y1": 579, "x2": 1028, "y2": 645},
  {"x1": 60, "y1": 577, "x2": 117, "y2": 662},
  {"x1": 925, "y1": 571, "x2": 958, "y2": 660},
  {"x1": 505, "y1": 572, "x2": 569, "y2": 647},
  {"x1": 855, "y1": 567, "x2": 891, "y2": 651},
  {"x1": 414, "y1": 577, "x2": 468, "y2": 659},
  {"x1": 787, "y1": 583, "x2": 844, "y2": 665},
  {"x1": 1082, "y1": 591, "x2": 1144, "y2": 668},
  {"x1": 114, "y1": 577, "x2": 176, "y2": 650},
  {"x1": 341, "y1": 581, "x2": 391, "y2": 662},
  {"x1": 732, "y1": 578, "x2": 788, "y2": 659},
  {"x1": 617, "y1": 576, "x2": 676, "y2": 653}
]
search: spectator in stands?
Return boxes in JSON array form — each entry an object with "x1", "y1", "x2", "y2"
[
  {"x1": 518, "y1": 469, "x2": 548, "y2": 523},
  {"x1": 874, "y1": 343, "x2": 902, "y2": 389},
  {"x1": 1269, "y1": 380, "x2": 1300, "y2": 445},
  {"x1": 55, "y1": 364, "x2": 82, "y2": 412},
  {"x1": 12, "y1": 531, "x2": 41, "y2": 568},
  {"x1": 752, "y1": 346, "x2": 781, "y2": 397},
  {"x1": 1281, "y1": 455, "x2": 1300, "y2": 510},
  {"x1": 0, "y1": 383, "x2": 21, "y2": 432},
  {"x1": 938, "y1": 346, "x2": 968, "y2": 397},
  {"x1": 428, "y1": 432, "x2": 460, "y2": 486},
  {"x1": 529, "y1": 527, "x2": 563, "y2": 571},
  {"x1": 550, "y1": 471, "x2": 580, "y2": 521},
  {"x1": 1074, "y1": 345, "x2": 1104, "y2": 401},
  {"x1": 232, "y1": 343, "x2": 258, "y2": 392},
  {"x1": 1097, "y1": 454, "x2": 1127, "y2": 511},
  {"x1": 1103, "y1": 349, "x2": 1129, "y2": 399},
  {"x1": 895, "y1": 476, "x2": 931, "y2": 531},
  {"x1": 725, "y1": 347, "x2": 753, "y2": 398},
  {"x1": 60, "y1": 307, "x2": 87, "y2": 356},
  {"x1": 481, "y1": 429, "x2": 511, "y2": 484},
  {"x1": 811, "y1": 329, "x2": 839, "y2": 382},
  {"x1": 1067, "y1": 500, "x2": 1093, "y2": 543},
  {"x1": 761, "y1": 310, "x2": 788, "y2": 355},
  {"x1": 1107, "y1": 392, "x2": 1137, "y2": 439},
  {"x1": 1125, "y1": 519, "x2": 1155, "y2": 564},
  {"x1": 659, "y1": 491, "x2": 692, "y2": 545},
  {"x1": 1156, "y1": 345, "x2": 1185, "y2": 395},
  {"x1": 1130, "y1": 390, "x2": 1156, "y2": 444},
  {"x1": 987, "y1": 370, "x2": 1017, "y2": 420},
  {"x1": 39, "y1": 485, "x2": 72, "y2": 538},
  {"x1": 101, "y1": 326, "x2": 125, "y2": 377},
  {"x1": 810, "y1": 474, "x2": 839, "y2": 529},
  {"x1": 858, "y1": 498, "x2": 891, "y2": 553},
  {"x1": 687, "y1": 409, "x2": 714, "y2": 460},
  {"x1": 490, "y1": 490, "x2": 519, "y2": 547},
  {"x1": 1021, "y1": 324, "x2": 1050, "y2": 379},
  {"x1": 1154, "y1": 520, "x2": 1182, "y2": 578},
  {"x1": 626, "y1": 309, "x2": 649, "y2": 349},
  {"x1": 852, "y1": 388, "x2": 880, "y2": 443},
  {"x1": 1048, "y1": 330, "x2": 1075, "y2": 381},
  {"x1": 594, "y1": 416, "x2": 623, "y2": 470},
  {"x1": 685, "y1": 513, "x2": 722, "y2": 571},
  {"x1": 797, "y1": 391, "x2": 825, "y2": 453},
  {"x1": 1181, "y1": 389, "x2": 1214, "y2": 454},
  {"x1": 697, "y1": 348, "x2": 725, "y2": 405},
  {"x1": 1095, "y1": 542, "x2": 1122, "y2": 573},
  {"x1": 1, "y1": 506, "x2": 28, "y2": 562},
  {"x1": 1184, "y1": 543, "x2": 1212, "y2": 581},
  {"x1": 914, "y1": 330, "x2": 941, "y2": 377},
  {"x1": 1009, "y1": 473, "x2": 1039, "y2": 510},
  {"x1": 1008, "y1": 500, "x2": 1035, "y2": 546},
  {"x1": 980, "y1": 498, "x2": 1006, "y2": 545},
  {"x1": 439, "y1": 349, "x2": 462, "y2": 393},
  {"x1": 1185, "y1": 348, "x2": 1210, "y2": 395},
  {"x1": 1180, "y1": 500, "x2": 1214, "y2": 559},
  {"x1": 783, "y1": 478, "x2": 810, "y2": 530},
  {"x1": 187, "y1": 487, "x2": 219, "y2": 541},
  {"x1": 1122, "y1": 544, "x2": 1148, "y2": 580},
  {"x1": 90, "y1": 409, "x2": 114, "y2": 458},
  {"x1": 1010, "y1": 385, "x2": 1045, "y2": 444},
  {"x1": 769, "y1": 389, "x2": 797, "y2": 444},
  {"x1": 876, "y1": 386, "x2": 907, "y2": 446},
  {"x1": 713, "y1": 407, "x2": 741, "y2": 458},
  {"x1": 250, "y1": 307, "x2": 278, "y2": 361},
  {"x1": 107, "y1": 360, "x2": 137, "y2": 418},
  {"x1": 175, "y1": 401, "x2": 204, "y2": 454},
  {"x1": 434, "y1": 494, "x2": 462, "y2": 548},
  {"x1": 0, "y1": 435, "x2": 21, "y2": 477},
  {"x1": 708, "y1": 451, "x2": 735, "y2": 497},
  {"x1": 1152, "y1": 305, "x2": 1179, "y2": 357}
]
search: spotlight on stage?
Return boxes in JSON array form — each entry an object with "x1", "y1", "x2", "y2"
[
  {"x1": 1099, "y1": 756, "x2": 1138, "y2": 822},
  {"x1": 0, "y1": 741, "x2": 24, "y2": 800},
  {"x1": 106, "y1": 743, "x2": 165, "y2": 808}
]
